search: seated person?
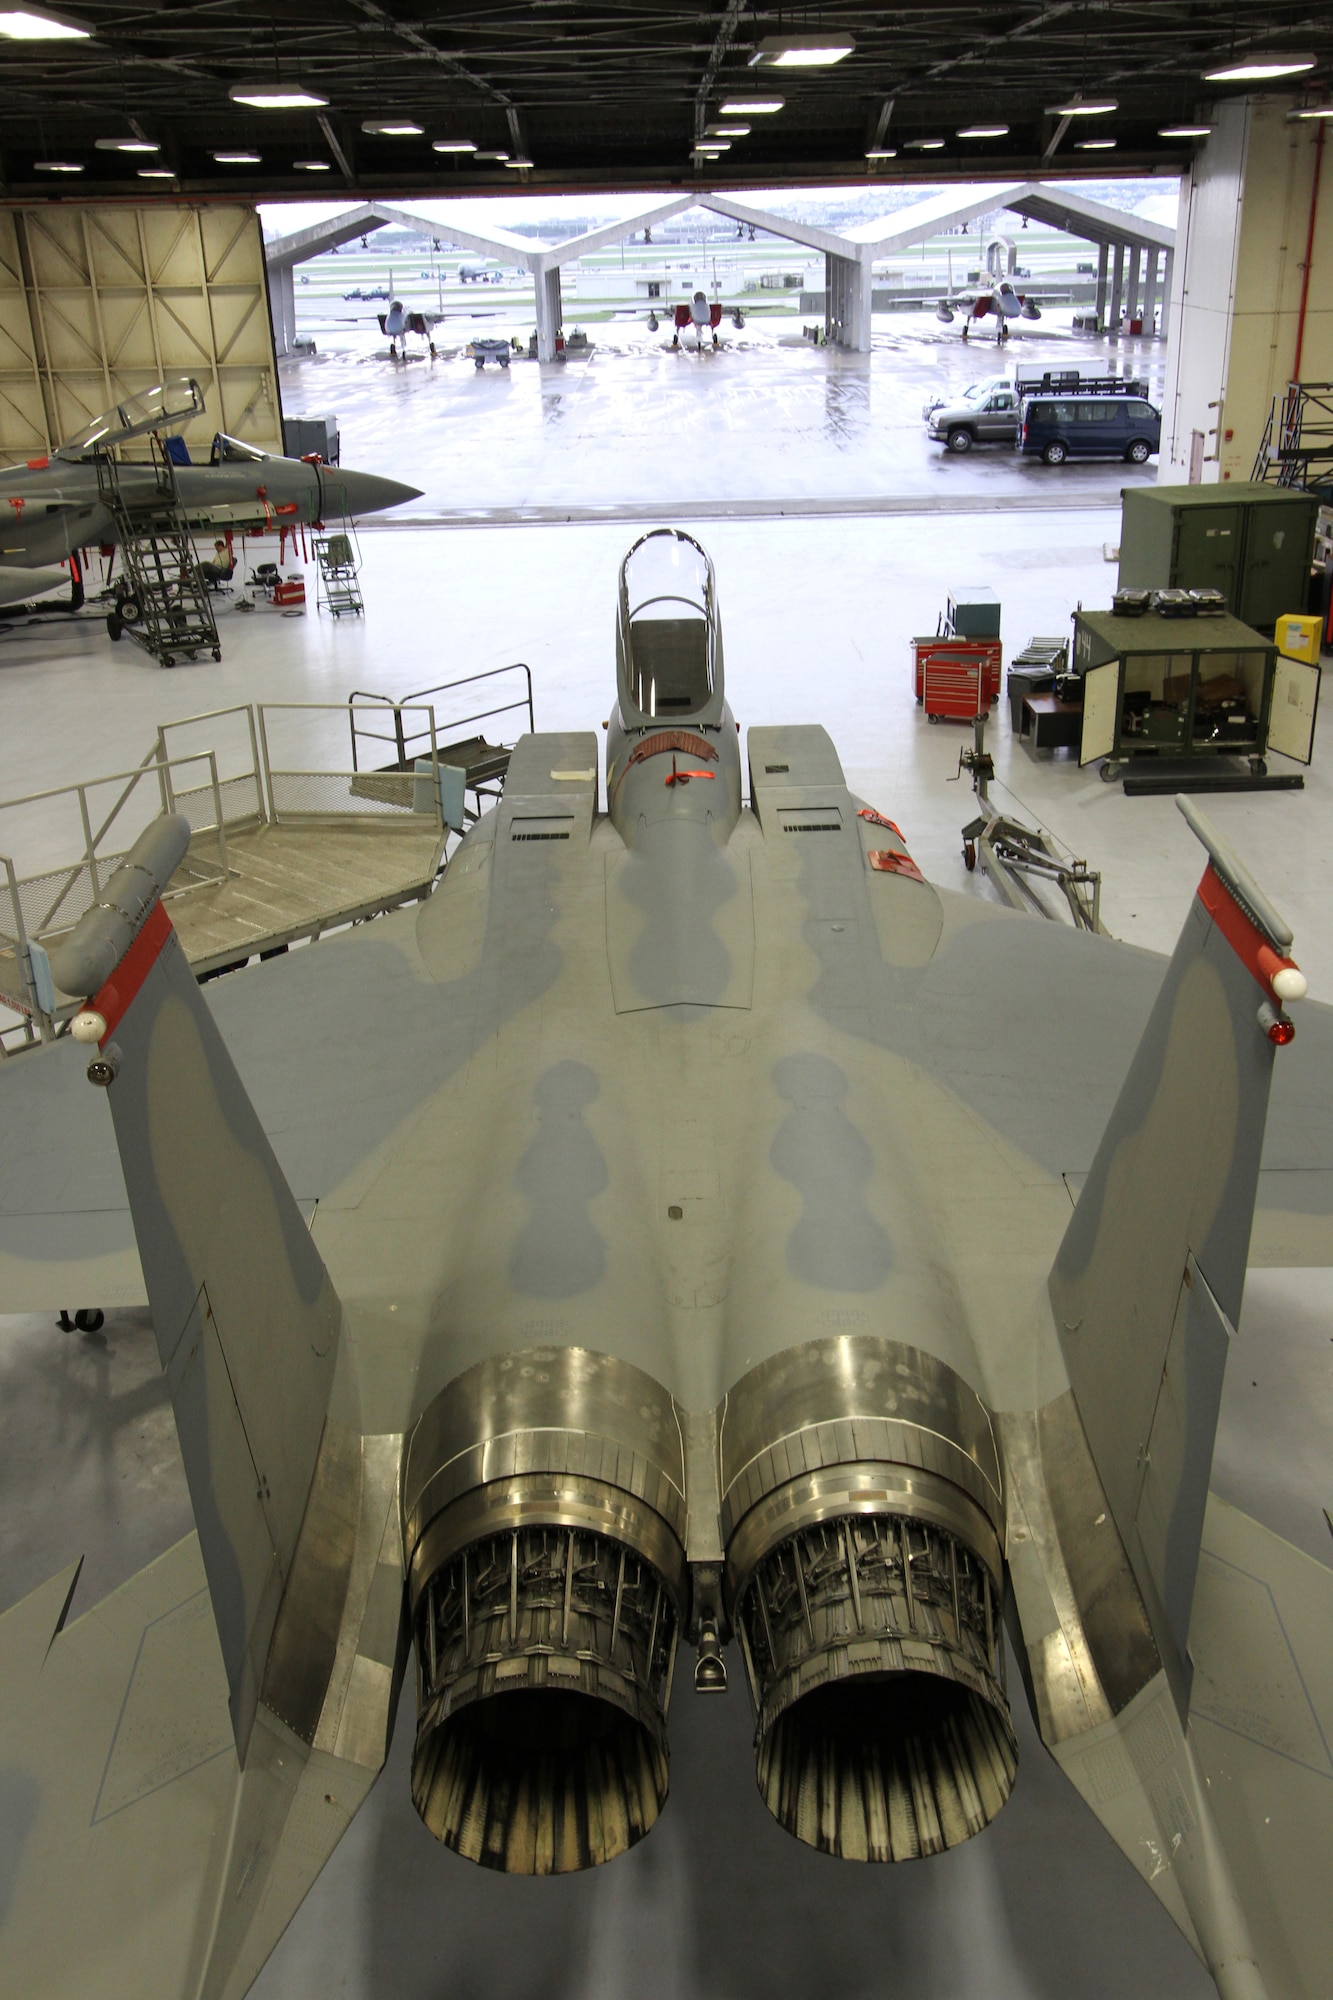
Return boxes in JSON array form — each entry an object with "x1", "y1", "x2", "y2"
[{"x1": 199, "y1": 537, "x2": 235, "y2": 587}]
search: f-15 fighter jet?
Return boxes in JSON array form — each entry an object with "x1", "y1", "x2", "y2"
[
  {"x1": 378, "y1": 298, "x2": 446, "y2": 358},
  {"x1": 0, "y1": 529, "x2": 1330, "y2": 1998},
  {"x1": 0, "y1": 379, "x2": 420, "y2": 575},
  {"x1": 936, "y1": 277, "x2": 1042, "y2": 341}
]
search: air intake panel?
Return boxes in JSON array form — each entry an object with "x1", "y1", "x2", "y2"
[
  {"x1": 721, "y1": 1336, "x2": 1016, "y2": 1861},
  {"x1": 402, "y1": 1348, "x2": 687, "y2": 1873}
]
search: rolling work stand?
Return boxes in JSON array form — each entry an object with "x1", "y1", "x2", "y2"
[
  {"x1": 97, "y1": 442, "x2": 220, "y2": 668},
  {"x1": 314, "y1": 531, "x2": 363, "y2": 617}
]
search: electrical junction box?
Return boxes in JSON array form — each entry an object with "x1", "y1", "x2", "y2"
[{"x1": 1275, "y1": 612, "x2": 1322, "y2": 664}]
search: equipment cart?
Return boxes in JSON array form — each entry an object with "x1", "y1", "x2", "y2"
[{"x1": 1072, "y1": 608, "x2": 1319, "y2": 790}]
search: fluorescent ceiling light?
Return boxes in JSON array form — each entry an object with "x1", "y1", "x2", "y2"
[
  {"x1": 865, "y1": 147, "x2": 897, "y2": 159},
  {"x1": 95, "y1": 137, "x2": 158, "y2": 153},
  {"x1": 720, "y1": 97, "x2": 783, "y2": 114},
  {"x1": 958, "y1": 124, "x2": 1009, "y2": 139},
  {"x1": 906, "y1": 138, "x2": 946, "y2": 150},
  {"x1": 229, "y1": 81, "x2": 328, "y2": 109},
  {"x1": 0, "y1": 10, "x2": 89, "y2": 39},
  {"x1": 504, "y1": 156, "x2": 534, "y2": 169},
  {"x1": 214, "y1": 150, "x2": 261, "y2": 163},
  {"x1": 1205, "y1": 53, "x2": 1314, "y2": 82},
  {"x1": 294, "y1": 159, "x2": 331, "y2": 171},
  {"x1": 361, "y1": 120, "x2": 422, "y2": 137},
  {"x1": 1049, "y1": 97, "x2": 1118, "y2": 116},
  {"x1": 750, "y1": 32, "x2": 853, "y2": 68},
  {"x1": 1075, "y1": 138, "x2": 1117, "y2": 150},
  {"x1": 474, "y1": 149, "x2": 509, "y2": 161},
  {"x1": 138, "y1": 168, "x2": 175, "y2": 178},
  {"x1": 1290, "y1": 103, "x2": 1333, "y2": 119},
  {"x1": 432, "y1": 139, "x2": 477, "y2": 153},
  {"x1": 710, "y1": 124, "x2": 750, "y2": 136},
  {"x1": 34, "y1": 158, "x2": 83, "y2": 171},
  {"x1": 1159, "y1": 123, "x2": 1212, "y2": 137}
]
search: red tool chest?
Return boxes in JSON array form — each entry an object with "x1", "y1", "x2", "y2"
[{"x1": 912, "y1": 638, "x2": 1001, "y2": 719}]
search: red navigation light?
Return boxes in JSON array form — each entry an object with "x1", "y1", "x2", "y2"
[{"x1": 1267, "y1": 1016, "x2": 1296, "y2": 1045}]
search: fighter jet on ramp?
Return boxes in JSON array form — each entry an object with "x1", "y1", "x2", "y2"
[
  {"x1": 0, "y1": 379, "x2": 420, "y2": 575},
  {"x1": 937, "y1": 278, "x2": 1041, "y2": 341},
  {"x1": 0, "y1": 529, "x2": 1330, "y2": 1998}
]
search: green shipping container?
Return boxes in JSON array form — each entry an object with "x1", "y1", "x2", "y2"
[{"x1": 1117, "y1": 483, "x2": 1318, "y2": 632}]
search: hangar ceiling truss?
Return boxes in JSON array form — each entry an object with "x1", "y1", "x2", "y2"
[{"x1": 1, "y1": 4, "x2": 1331, "y2": 198}]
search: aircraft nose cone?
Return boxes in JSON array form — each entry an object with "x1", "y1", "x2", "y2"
[{"x1": 330, "y1": 469, "x2": 423, "y2": 515}]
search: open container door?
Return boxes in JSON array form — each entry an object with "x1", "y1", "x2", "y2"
[
  {"x1": 1079, "y1": 658, "x2": 1120, "y2": 766},
  {"x1": 1266, "y1": 654, "x2": 1321, "y2": 765}
]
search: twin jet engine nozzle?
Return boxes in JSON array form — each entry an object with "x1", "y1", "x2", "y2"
[{"x1": 401, "y1": 1335, "x2": 1016, "y2": 1874}]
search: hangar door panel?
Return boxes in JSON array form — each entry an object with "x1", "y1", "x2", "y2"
[{"x1": 0, "y1": 203, "x2": 280, "y2": 462}]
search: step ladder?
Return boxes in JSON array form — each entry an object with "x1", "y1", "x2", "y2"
[
  {"x1": 313, "y1": 529, "x2": 363, "y2": 617},
  {"x1": 96, "y1": 443, "x2": 221, "y2": 668},
  {"x1": 1252, "y1": 381, "x2": 1333, "y2": 487}
]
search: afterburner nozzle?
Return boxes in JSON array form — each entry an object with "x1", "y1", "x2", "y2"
[
  {"x1": 721, "y1": 1334, "x2": 1017, "y2": 1862},
  {"x1": 402, "y1": 1348, "x2": 688, "y2": 1874}
]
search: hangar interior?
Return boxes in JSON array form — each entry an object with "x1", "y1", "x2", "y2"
[{"x1": 1, "y1": 9, "x2": 1332, "y2": 2000}]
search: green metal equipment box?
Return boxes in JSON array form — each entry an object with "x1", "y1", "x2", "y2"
[
  {"x1": 1117, "y1": 483, "x2": 1318, "y2": 632},
  {"x1": 1072, "y1": 608, "x2": 1278, "y2": 780},
  {"x1": 946, "y1": 586, "x2": 1001, "y2": 639}
]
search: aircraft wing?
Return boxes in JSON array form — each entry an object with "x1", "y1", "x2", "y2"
[
  {"x1": 2, "y1": 885, "x2": 1327, "y2": 1316},
  {"x1": 0, "y1": 1536, "x2": 383, "y2": 2000}
]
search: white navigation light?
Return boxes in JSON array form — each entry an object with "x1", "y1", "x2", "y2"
[
  {"x1": 229, "y1": 80, "x2": 328, "y2": 109},
  {"x1": 750, "y1": 32, "x2": 853, "y2": 67},
  {"x1": 70, "y1": 1010, "x2": 107, "y2": 1045},
  {"x1": 1272, "y1": 965, "x2": 1308, "y2": 1003}
]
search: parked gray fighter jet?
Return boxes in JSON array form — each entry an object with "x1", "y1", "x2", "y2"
[
  {"x1": 0, "y1": 530, "x2": 1330, "y2": 1998},
  {"x1": 0, "y1": 379, "x2": 419, "y2": 574}
]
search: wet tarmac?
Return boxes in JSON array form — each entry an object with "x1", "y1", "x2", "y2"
[{"x1": 280, "y1": 307, "x2": 1167, "y2": 520}]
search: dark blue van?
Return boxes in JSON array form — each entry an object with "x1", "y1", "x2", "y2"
[{"x1": 1019, "y1": 393, "x2": 1161, "y2": 465}]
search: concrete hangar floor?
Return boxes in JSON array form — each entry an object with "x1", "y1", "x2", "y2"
[{"x1": 0, "y1": 311, "x2": 1329, "y2": 2000}]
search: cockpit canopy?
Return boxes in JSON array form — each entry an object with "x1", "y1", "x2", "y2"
[
  {"x1": 616, "y1": 529, "x2": 723, "y2": 728},
  {"x1": 55, "y1": 377, "x2": 206, "y2": 461}
]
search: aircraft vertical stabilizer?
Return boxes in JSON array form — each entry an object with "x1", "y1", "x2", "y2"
[
  {"x1": 1048, "y1": 797, "x2": 1307, "y2": 1703},
  {"x1": 49, "y1": 818, "x2": 348, "y2": 1759}
]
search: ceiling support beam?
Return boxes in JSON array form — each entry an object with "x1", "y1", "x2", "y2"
[
  {"x1": 317, "y1": 114, "x2": 355, "y2": 184},
  {"x1": 694, "y1": 0, "x2": 747, "y2": 144}
]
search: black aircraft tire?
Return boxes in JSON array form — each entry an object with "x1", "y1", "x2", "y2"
[
  {"x1": 74, "y1": 1309, "x2": 104, "y2": 1333},
  {"x1": 946, "y1": 428, "x2": 974, "y2": 453},
  {"x1": 1042, "y1": 441, "x2": 1068, "y2": 465}
]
